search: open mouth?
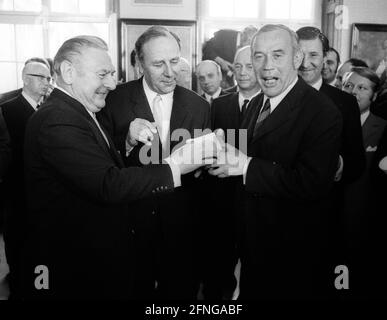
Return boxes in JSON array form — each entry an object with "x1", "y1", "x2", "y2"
[{"x1": 261, "y1": 76, "x2": 278, "y2": 87}]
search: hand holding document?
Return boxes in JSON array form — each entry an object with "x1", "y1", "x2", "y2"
[{"x1": 167, "y1": 132, "x2": 223, "y2": 175}]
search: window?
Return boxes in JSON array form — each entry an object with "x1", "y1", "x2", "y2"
[
  {"x1": 201, "y1": 0, "x2": 321, "y2": 44},
  {"x1": 0, "y1": 0, "x2": 112, "y2": 94}
]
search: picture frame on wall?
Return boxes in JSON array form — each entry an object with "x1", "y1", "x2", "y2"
[
  {"x1": 351, "y1": 23, "x2": 387, "y2": 74},
  {"x1": 119, "y1": 19, "x2": 197, "y2": 89}
]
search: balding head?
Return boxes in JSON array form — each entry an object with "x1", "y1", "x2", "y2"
[
  {"x1": 22, "y1": 61, "x2": 51, "y2": 103},
  {"x1": 196, "y1": 60, "x2": 222, "y2": 95}
]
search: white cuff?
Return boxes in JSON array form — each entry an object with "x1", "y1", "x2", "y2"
[
  {"x1": 164, "y1": 157, "x2": 181, "y2": 187},
  {"x1": 243, "y1": 157, "x2": 252, "y2": 185}
]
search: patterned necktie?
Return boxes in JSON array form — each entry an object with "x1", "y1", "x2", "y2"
[
  {"x1": 152, "y1": 94, "x2": 165, "y2": 146},
  {"x1": 253, "y1": 98, "x2": 271, "y2": 135},
  {"x1": 241, "y1": 99, "x2": 249, "y2": 117}
]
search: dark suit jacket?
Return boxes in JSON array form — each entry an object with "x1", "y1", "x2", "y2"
[
  {"x1": 97, "y1": 79, "x2": 210, "y2": 299},
  {"x1": 0, "y1": 108, "x2": 11, "y2": 180},
  {"x1": 370, "y1": 91, "x2": 387, "y2": 121},
  {"x1": 344, "y1": 113, "x2": 387, "y2": 234},
  {"x1": 202, "y1": 29, "x2": 239, "y2": 64},
  {"x1": 240, "y1": 78, "x2": 343, "y2": 299},
  {"x1": 320, "y1": 83, "x2": 365, "y2": 184},
  {"x1": 22, "y1": 88, "x2": 174, "y2": 300}
]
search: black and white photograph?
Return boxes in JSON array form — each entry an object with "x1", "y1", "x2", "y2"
[{"x1": 1, "y1": 0, "x2": 387, "y2": 312}]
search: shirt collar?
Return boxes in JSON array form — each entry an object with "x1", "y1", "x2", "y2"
[
  {"x1": 56, "y1": 86, "x2": 96, "y2": 120},
  {"x1": 238, "y1": 90, "x2": 261, "y2": 108},
  {"x1": 361, "y1": 110, "x2": 370, "y2": 126},
  {"x1": 204, "y1": 87, "x2": 222, "y2": 102},
  {"x1": 311, "y1": 77, "x2": 323, "y2": 91},
  {"x1": 263, "y1": 76, "x2": 298, "y2": 113},
  {"x1": 21, "y1": 91, "x2": 39, "y2": 110},
  {"x1": 143, "y1": 77, "x2": 174, "y2": 106}
]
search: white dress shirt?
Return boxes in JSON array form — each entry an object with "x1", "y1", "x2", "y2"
[
  {"x1": 22, "y1": 91, "x2": 40, "y2": 111},
  {"x1": 204, "y1": 87, "x2": 222, "y2": 103}
]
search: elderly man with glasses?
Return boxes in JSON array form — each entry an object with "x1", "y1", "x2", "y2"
[{"x1": 0, "y1": 57, "x2": 51, "y2": 300}]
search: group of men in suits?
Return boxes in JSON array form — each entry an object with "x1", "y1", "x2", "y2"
[{"x1": 1, "y1": 20, "x2": 386, "y2": 300}]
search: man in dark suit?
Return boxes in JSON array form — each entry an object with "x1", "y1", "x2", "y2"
[
  {"x1": 209, "y1": 24, "x2": 342, "y2": 299},
  {"x1": 98, "y1": 26, "x2": 211, "y2": 299},
  {"x1": 21, "y1": 35, "x2": 211, "y2": 300},
  {"x1": 0, "y1": 59, "x2": 51, "y2": 299},
  {"x1": 297, "y1": 27, "x2": 366, "y2": 293},
  {"x1": 203, "y1": 26, "x2": 257, "y2": 89},
  {"x1": 0, "y1": 109, "x2": 11, "y2": 181},
  {"x1": 203, "y1": 45, "x2": 261, "y2": 299}
]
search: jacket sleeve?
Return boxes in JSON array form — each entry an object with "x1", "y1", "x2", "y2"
[
  {"x1": 38, "y1": 110, "x2": 174, "y2": 204},
  {"x1": 0, "y1": 108, "x2": 11, "y2": 180}
]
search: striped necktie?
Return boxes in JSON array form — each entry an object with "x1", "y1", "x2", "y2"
[{"x1": 253, "y1": 98, "x2": 271, "y2": 135}]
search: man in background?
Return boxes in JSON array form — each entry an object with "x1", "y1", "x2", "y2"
[
  {"x1": 197, "y1": 60, "x2": 224, "y2": 104},
  {"x1": 322, "y1": 47, "x2": 340, "y2": 86},
  {"x1": 0, "y1": 58, "x2": 51, "y2": 299},
  {"x1": 176, "y1": 57, "x2": 191, "y2": 89},
  {"x1": 202, "y1": 26, "x2": 258, "y2": 88},
  {"x1": 335, "y1": 58, "x2": 368, "y2": 89}
]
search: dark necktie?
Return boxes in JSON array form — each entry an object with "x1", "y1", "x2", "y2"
[
  {"x1": 241, "y1": 99, "x2": 249, "y2": 117},
  {"x1": 36, "y1": 103, "x2": 41, "y2": 110},
  {"x1": 210, "y1": 97, "x2": 214, "y2": 105},
  {"x1": 253, "y1": 98, "x2": 271, "y2": 136}
]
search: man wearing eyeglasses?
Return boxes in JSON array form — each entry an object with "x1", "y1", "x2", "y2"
[{"x1": 0, "y1": 58, "x2": 51, "y2": 299}]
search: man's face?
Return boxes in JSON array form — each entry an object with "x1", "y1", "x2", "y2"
[
  {"x1": 343, "y1": 72, "x2": 375, "y2": 113},
  {"x1": 72, "y1": 47, "x2": 116, "y2": 113},
  {"x1": 322, "y1": 50, "x2": 339, "y2": 83},
  {"x1": 298, "y1": 38, "x2": 324, "y2": 86},
  {"x1": 23, "y1": 62, "x2": 51, "y2": 100},
  {"x1": 252, "y1": 29, "x2": 301, "y2": 98},
  {"x1": 197, "y1": 61, "x2": 222, "y2": 95},
  {"x1": 139, "y1": 35, "x2": 180, "y2": 94},
  {"x1": 176, "y1": 58, "x2": 191, "y2": 89},
  {"x1": 233, "y1": 47, "x2": 259, "y2": 91},
  {"x1": 335, "y1": 61, "x2": 352, "y2": 89}
]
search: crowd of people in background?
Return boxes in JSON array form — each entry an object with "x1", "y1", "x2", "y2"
[{"x1": 0, "y1": 23, "x2": 387, "y2": 300}]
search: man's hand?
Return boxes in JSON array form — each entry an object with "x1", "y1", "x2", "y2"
[
  {"x1": 166, "y1": 135, "x2": 220, "y2": 175},
  {"x1": 208, "y1": 142, "x2": 249, "y2": 178},
  {"x1": 127, "y1": 118, "x2": 157, "y2": 147},
  {"x1": 334, "y1": 155, "x2": 343, "y2": 182},
  {"x1": 379, "y1": 155, "x2": 387, "y2": 174}
]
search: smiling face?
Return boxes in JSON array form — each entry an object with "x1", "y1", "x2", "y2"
[
  {"x1": 298, "y1": 38, "x2": 324, "y2": 86},
  {"x1": 139, "y1": 35, "x2": 180, "y2": 94},
  {"x1": 252, "y1": 29, "x2": 302, "y2": 98},
  {"x1": 343, "y1": 72, "x2": 376, "y2": 113},
  {"x1": 322, "y1": 50, "x2": 339, "y2": 83},
  {"x1": 71, "y1": 47, "x2": 116, "y2": 113}
]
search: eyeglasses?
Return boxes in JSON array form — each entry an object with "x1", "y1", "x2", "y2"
[{"x1": 26, "y1": 73, "x2": 52, "y2": 82}]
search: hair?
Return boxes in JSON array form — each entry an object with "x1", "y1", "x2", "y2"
[
  {"x1": 196, "y1": 60, "x2": 221, "y2": 76},
  {"x1": 53, "y1": 35, "x2": 108, "y2": 76},
  {"x1": 130, "y1": 49, "x2": 137, "y2": 68},
  {"x1": 135, "y1": 25, "x2": 181, "y2": 62},
  {"x1": 327, "y1": 47, "x2": 341, "y2": 65},
  {"x1": 240, "y1": 25, "x2": 258, "y2": 47},
  {"x1": 348, "y1": 66, "x2": 380, "y2": 92},
  {"x1": 296, "y1": 26, "x2": 329, "y2": 54},
  {"x1": 344, "y1": 58, "x2": 368, "y2": 68},
  {"x1": 251, "y1": 24, "x2": 300, "y2": 54},
  {"x1": 234, "y1": 45, "x2": 251, "y2": 63},
  {"x1": 24, "y1": 57, "x2": 50, "y2": 70}
]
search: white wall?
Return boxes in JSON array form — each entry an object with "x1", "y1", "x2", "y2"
[
  {"x1": 340, "y1": 0, "x2": 387, "y2": 61},
  {"x1": 119, "y1": 0, "x2": 196, "y2": 20}
]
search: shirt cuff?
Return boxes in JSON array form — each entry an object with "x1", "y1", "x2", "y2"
[
  {"x1": 125, "y1": 139, "x2": 135, "y2": 157},
  {"x1": 164, "y1": 158, "x2": 181, "y2": 188},
  {"x1": 243, "y1": 157, "x2": 252, "y2": 185}
]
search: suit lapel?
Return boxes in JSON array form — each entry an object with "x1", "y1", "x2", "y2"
[
  {"x1": 250, "y1": 79, "x2": 304, "y2": 144},
  {"x1": 228, "y1": 93, "x2": 241, "y2": 128},
  {"x1": 130, "y1": 79, "x2": 155, "y2": 123},
  {"x1": 169, "y1": 87, "x2": 189, "y2": 151}
]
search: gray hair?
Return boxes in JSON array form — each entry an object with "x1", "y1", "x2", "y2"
[
  {"x1": 251, "y1": 24, "x2": 300, "y2": 54},
  {"x1": 53, "y1": 35, "x2": 108, "y2": 76},
  {"x1": 135, "y1": 25, "x2": 181, "y2": 62}
]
